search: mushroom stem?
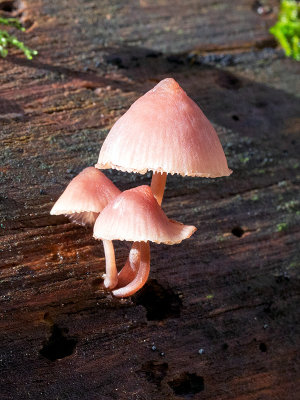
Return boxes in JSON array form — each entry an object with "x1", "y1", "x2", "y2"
[
  {"x1": 113, "y1": 242, "x2": 150, "y2": 298},
  {"x1": 102, "y1": 239, "x2": 118, "y2": 289},
  {"x1": 151, "y1": 171, "x2": 167, "y2": 205},
  {"x1": 116, "y1": 242, "x2": 142, "y2": 288},
  {"x1": 117, "y1": 173, "x2": 166, "y2": 289}
]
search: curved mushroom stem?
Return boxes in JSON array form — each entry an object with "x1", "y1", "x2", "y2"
[
  {"x1": 116, "y1": 242, "x2": 142, "y2": 288},
  {"x1": 151, "y1": 171, "x2": 167, "y2": 205},
  {"x1": 116, "y1": 172, "x2": 167, "y2": 289},
  {"x1": 113, "y1": 242, "x2": 150, "y2": 298},
  {"x1": 102, "y1": 239, "x2": 118, "y2": 289}
]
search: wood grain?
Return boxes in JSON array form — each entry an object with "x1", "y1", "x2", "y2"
[{"x1": 0, "y1": 0, "x2": 300, "y2": 399}]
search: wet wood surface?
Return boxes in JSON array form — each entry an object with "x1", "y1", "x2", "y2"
[{"x1": 0, "y1": 0, "x2": 300, "y2": 399}]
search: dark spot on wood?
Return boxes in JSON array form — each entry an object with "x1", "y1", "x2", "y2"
[
  {"x1": 255, "y1": 37, "x2": 277, "y2": 49},
  {"x1": 148, "y1": 78, "x2": 160, "y2": 84},
  {"x1": 167, "y1": 55, "x2": 185, "y2": 65},
  {"x1": 231, "y1": 226, "x2": 245, "y2": 238},
  {"x1": 39, "y1": 324, "x2": 77, "y2": 361},
  {"x1": 43, "y1": 312, "x2": 51, "y2": 321},
  {"x1": 168, "y1": 372, "x2": 204, "y2": 396},
  {"x1": 222, "y1": 343, "x2": 229, "y2": 350},
  {"x1": 106, "y1": 55, "x2": 126, "y2": 69},
  {"x1": 91, "y1": 277, "x2": 103, "y2": 288},
  {"x1": 23, "y1": 19, "x2": 34, "y2": 29},
  {"x1": 264, "y1": 302, "x2": 286, "y2": 320},
  {"x1": 133, "y1": 279, "x2": 182, "y2": 321},
  {"x1": 275, "y1": 274, "x2": 290, "y2": 284},
  {"x1": 136, "y1": 361, "x2": 168, "y2": 386},
  {"x1": 145, "y1": 51, "x2": 161, "y2": 58},
  {"x1": 0, "y1": 1, "x2": 15, "y2": 12},
  {"x1": 215, "y1": 71, "x2": 242, "y2": 90},
  {"x1": 232, "y1": 115, "x2": 239, "y2": 121},
  {"x1": 0, "y1": 97, "x2": 24, "y2": 120},
  {"x1": 259, "y1": 343, "x2": 267, "y2": 352},
  {"x1": 255, "y1": 100, "x2": 268, "y2": 108}
]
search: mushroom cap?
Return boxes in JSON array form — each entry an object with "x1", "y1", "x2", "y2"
[
  {"x1": 93, "y1": 185, "x2": 196, "y2": 244},
  {"x1": 50, "y1": 167, "x2": 121, "y2": 217},
  {"x1": 96, "y1": 78, "x2": 232, "y2": 178}
]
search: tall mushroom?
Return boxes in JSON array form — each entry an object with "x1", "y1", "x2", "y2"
[
  {"x1": 93, "y1": 185, "x2": 196, "y2": 297},
  {"x1": 96, "y1": 78, "x2": 232, "y2": 206},
  {"x1": 50, "y1": 167, "x2": 121, "y2": 289}
]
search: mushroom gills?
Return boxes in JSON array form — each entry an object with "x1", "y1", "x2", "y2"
[{"x1": 68, "y1": 211, "x2": 99, "y2": 226}]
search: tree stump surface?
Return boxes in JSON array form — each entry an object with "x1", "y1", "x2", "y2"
[{"x1": 0, "y1": 1, "x2": 299, "y2": 399}]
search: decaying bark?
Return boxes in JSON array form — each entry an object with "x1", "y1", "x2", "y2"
[{"x1": 0, "y1": 1, "x2": 299, "y2": 399}]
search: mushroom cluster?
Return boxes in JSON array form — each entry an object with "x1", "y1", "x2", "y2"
[{"x1": 50, "y1": 78, "x2": 232, "y2": 298}]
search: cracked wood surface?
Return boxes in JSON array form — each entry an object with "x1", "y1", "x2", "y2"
[{"x1": 0, "y1": 0, "x2": 300, "y2": 399}]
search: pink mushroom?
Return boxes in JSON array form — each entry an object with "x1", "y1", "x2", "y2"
[
  {"x1": 93, "y1": 185, "x2": 196, "y2": 297},
  {"x1": 96, "y1": 78, "x2": 232, "y2": 206},
  {"x1": 50, "y1": 167, "x2": 121, "y2": 289},
  {"x1": 95, "y1": 78, "x2": 231, "y2": 289}
]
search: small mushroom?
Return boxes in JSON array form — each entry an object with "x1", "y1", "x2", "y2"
[
  {"x1": 50, "y1": 167, "x2": 121, "y2": 289},
  {"x1": 96, "y1": 78, "x2": 232, "y2": 206},
  {"x1": 93, "y1": 185, "x2": 196, "y2": 297},
  {"x1": 95, "y1": 78, "x2": 231, "y2": 289}
]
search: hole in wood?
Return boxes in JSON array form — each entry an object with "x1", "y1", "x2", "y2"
[
  {"x1": 0, "y1": 1, "x2": 16, "y2": 12},
  {"x1": 133, "y1": 279, "x2": 182, "y2": 321},
  {"x1": 136, "y1": 361, "x2": 168, "y2": 387},
  {"x1": 222, "y1": 343, "x2": 229, "y2": 350},
  {"x1": 259, "y1": 342, "x2": 267, "y2": 352},
  {"x1": 43, "y1": 312, "x2": 54, "y2": 325},
  {"x1": 106, "y1": 55, "x2": 126, "y2": 69},
  {"x1": 22, "y1": 18, "x2": 34, "y2": 29},
  {"x1": 39, "y1": 324, "x2": 77, "y2": 361},
  {"x1": 231, "y1": 226, "x2": 245, "y2": 238},
  {"x1": 231, "y1": 115, "x2": 239, "y2": 121},
  {"x1": 168, "y1": 372, "x2": 204, "y2": 396}
]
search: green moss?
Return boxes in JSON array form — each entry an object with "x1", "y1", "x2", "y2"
[
  {"x1": 276, "y1": 222, "x2": 288, "y2": 232},
  {"x1": 256, "y1": 168, "x2": 266, "y2": 174},
  {"x1": 270, "y1": 0, "x2": 300, "y2": 61},
  {"x1": 205, "y1": 294, "x2": 214, "y2": 300},
  {"x1": 0, "y1": 17, "x2": 37, "y2": 59},
  {"x1": 239, "y1": 155, "x2": 250, "y2": 164},
  {"x1": 277, "y1": 200, "x2": 299, "y2": 212},
  {"x1": 288, "y1": 261, "x2": 299, "y2": 269},
  {"x1": 251, "y1": 194, "x2": 259, "y2": 201}
]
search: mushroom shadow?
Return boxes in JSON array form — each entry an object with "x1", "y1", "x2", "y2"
[{"x1": 8, "y1": 45, "x2": 299, "y2": 159}]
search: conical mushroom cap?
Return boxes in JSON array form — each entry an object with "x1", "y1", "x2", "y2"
[
  {"x1": 93, "y1": 185, "x2": 196, "y2": 244},
  {"x1": 50, "y1": 167, "x2": 120, "y2": 225},
  {"x1": 96, "y1": 78, "x2": 231, "y2": 178}
]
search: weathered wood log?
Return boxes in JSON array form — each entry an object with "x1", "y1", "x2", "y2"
[{"x1": 0, "y1": 0, "x2": 299, "y2": 399}]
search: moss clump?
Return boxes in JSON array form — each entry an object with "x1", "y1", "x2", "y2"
[
  {"x1": 0, "y1": 16, "x2": 37, "y2": 59},
  {"x1": 276, "y1": 222, "x2": 288, "y2": 232},
  {"x1": 270, "y1": 1, "x2": 300, "y2": 61}
]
